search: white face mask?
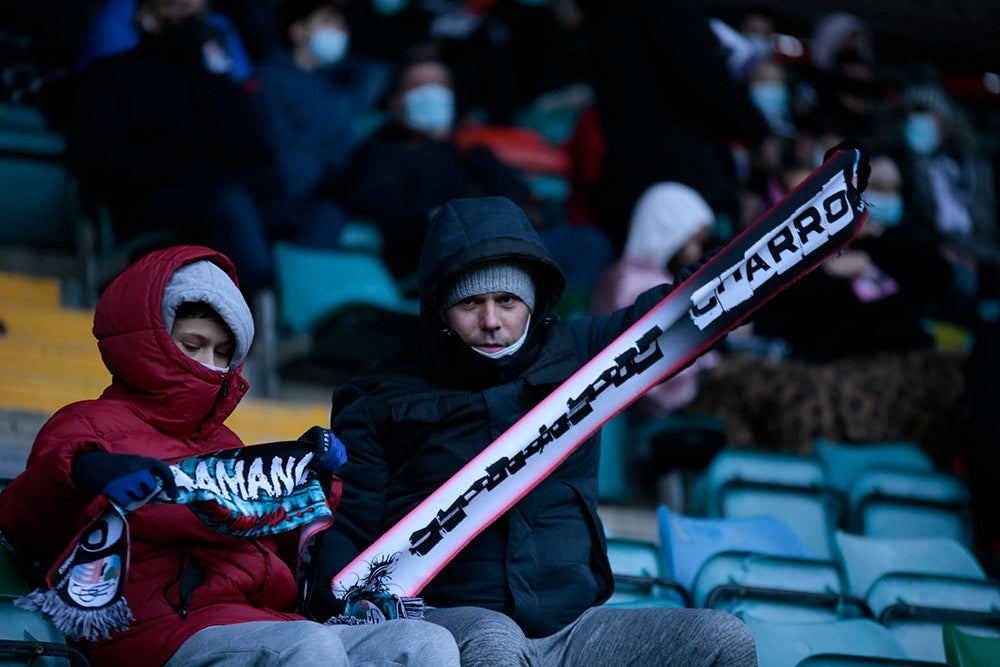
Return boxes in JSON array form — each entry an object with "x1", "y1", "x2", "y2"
[
  {"x1": 402, "y1": 83, "x2": 455, "y2": 134},
  {"x1": 472, "y1": 315, "x2": 531, "y2": 359},
  {"x1": 201, "y1": 362, "x2": 230, "y2": 372},
  {"x1": 308, "y1": 26, "x2": 349, "y2": 68}
]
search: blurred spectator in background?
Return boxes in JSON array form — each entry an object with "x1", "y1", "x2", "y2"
[
  {"x1": 67, "y1": 0, "x2": 345, "y2": 296},
  {"x1": 75, "y1": 0, "x2": 255, "y2": 81},
  {"x1": 689, "y1": 150, "x2": 967, "y2": 461},
  {"x1": 342, "y1": 55, "x2": 537, "y2": 281},
  {"x1": 581, "y1": 0, "x2": 772, "y2": 253},
  {"x1": 490, "y1": 0, "x2": 591, "y2": 113},
  {"x1": 897, "y1": 80, "x2": 1000, "y2": 320},
  {"x1": 256, "y1": 0, "x2": 359, "y2": 216},
  {"x1": 794, "y1": 11, "x2": 893, "y2": 145},
  {"x1": 748, "y1": 57, "x2": 796, "y2": 140},
  {"x1": 341, "y1": 0, "x2": 437, "y2": 109},
  {"x1": 590, "y1": 182, "x2": 720, "y2": 418}
]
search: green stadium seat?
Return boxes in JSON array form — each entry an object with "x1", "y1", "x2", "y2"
[{"x1": 943, "y1": 624, "x2": 1000, "y2": 667}]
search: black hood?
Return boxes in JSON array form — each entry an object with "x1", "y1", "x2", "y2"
[{"x1": 416, "y1": 196, "x2": 566, "y2": 387}]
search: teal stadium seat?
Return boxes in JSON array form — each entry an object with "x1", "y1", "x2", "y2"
[
  {"x1": 0, "y1": 507, "x2": 90, "y2": 665},
  {"x1": 834, "y1": 531, "x2": 1000, "y2": 663},
  {"x1": 0, "y1": 102, "x2": 76, "y2": 251},
  {"x1": 847, "y1": 468, "x2": 973, "y2": 548},
  {"x1": 604, "y1": 536, "x2": 689, "y2": 608},
  {"x1": 656, "y1": 505, "x2": 810, "y2": 594},
  {"x1": 693, "y1": 550, "x2": 864, "y2": 622},
  {"x1": 740, "y1": 612, "x2": 944, "y2": 667},
  {"x1": 691, "y1": 448, "x2": 839, "y2": 559},
  {"x1": 268, "y1": 243, "x2": 420, "y2": 381},
  {"x1": 813, "y1": 439, "x2": 934, "y2": 499}
]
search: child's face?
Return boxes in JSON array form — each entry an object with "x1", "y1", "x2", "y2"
[{"x1": 170, "y1": 317, "x2": 235, "y2": 370}]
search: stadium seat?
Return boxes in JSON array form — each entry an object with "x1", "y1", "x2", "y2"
[
  {"x1": 943, "y1": 623, "x2": 1000, "y2": 667},
  {"x1": 693, "y1": 551, "x2": 865, "y2": 622},
  {"x1": 847, "y1": 468, "x2": 974, "y2": 548},
  {"x1": 834, "y1": 531, "x2": 1000, "y2": 662},
  {"x1": 598, "y1": 412, "x2": 634, "y2": 504},
  {"x1": 740, "y1": 613, "x2": 943, "y2": 667},
  {"x1": 0, "y1": 102, "x2": 76, "y2": 251},
  {"x1": 604, "y1": 536, "x2": 689, "y2": 608},
  {"x1": 657, "y1": 505, "x2": 810, "y2": 594},
  {"x1": 0, "y1": 534, "x2": 91, "y2": 666},
  {"x1": 690, "y1": 448, "x2": 838, "y2": 559},
  {"x1": 813, "y1": 439, "x2": 934, "y2": 498},
  {"x1": 266, "y1": 243, "x2": 419, "y2": 383}
]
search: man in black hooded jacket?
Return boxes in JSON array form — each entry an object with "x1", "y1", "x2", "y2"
[{"x1": 310, "y1": 196, "x2": 756, "y2": 665}]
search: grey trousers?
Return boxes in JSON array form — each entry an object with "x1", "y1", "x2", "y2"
[
  {"x1": 164, "y1": 619, "x2": 461, "y2": 666},
  {"x1": 424, "y1": 605, "x2": 758, "y2": 666}
]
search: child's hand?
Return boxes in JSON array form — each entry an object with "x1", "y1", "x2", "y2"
[
  {"x1": 298, "y1": 426, "x2": 348, "y2": 473},
  {"x1": 72, "y1": 451, "x2": 179, "y2": 511}
]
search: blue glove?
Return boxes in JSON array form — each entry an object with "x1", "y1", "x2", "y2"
[
  {"x1": 72, "y1": 451, "x2": 179, "y2": 512},
  {"x1": 298, "y1": 426, "x2": 348, "y2": 473}
]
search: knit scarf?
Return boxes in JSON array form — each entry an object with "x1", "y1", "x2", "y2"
[{"x1": 15, "y1": 442, "x2": 333, "y2": 642}]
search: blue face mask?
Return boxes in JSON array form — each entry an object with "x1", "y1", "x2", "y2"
[
  {"x1": 747, "y1": 35, "x2": 771, "y2": 59},
  {"x1": 903, "y1": 112, "x2": 941, "y2": 156},
  {"x1": 402, "y1": 83, "x2": 455, "y2": 134},
  {"x1": 308, "y1": 26, "x2": 349, "y2": 68},
  {"x1": 865, "y1": 191, "x2": 904, "y2": 227},
  {"x1": 750, "y1": 81, "x2": 789, "y2": 121},
  {"x1": 371, "y1": 0, "x2": 408, "y2": 15}
]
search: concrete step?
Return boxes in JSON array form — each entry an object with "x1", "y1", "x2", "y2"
[
  {"x1": 0, "y1": 333, "x2": 106, "y2": 378},
  {"x1": 0, "y1": 300, "x2": 94, "y2": 344},
  {"x1": 0, "y1": 271, "x2": 61, "y2": 307},
  {"x1": 0, "y1": 368, "x2": 328, "y2": 448}
]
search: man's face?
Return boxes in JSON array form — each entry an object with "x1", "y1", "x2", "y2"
[
  {"x1": 139, "y1": 0, "x2": 208, "y2": 32},
  {"x1": 170, "y1": 316, "x2": 235, "y2": 370},
  {"x1": 446, "y1": 292, "x2": 530, "y2": 354}
]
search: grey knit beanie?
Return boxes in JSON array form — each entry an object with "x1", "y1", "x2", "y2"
[
  {"x1": 161, "y1": 260, "x2": 254, "y2": 370},
  {"x1": 442, "y1": 260, "x2": 536, "y2": 312}
]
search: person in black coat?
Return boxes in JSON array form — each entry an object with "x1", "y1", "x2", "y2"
[
  {"x1": 66, "y1": 0, "x2": 345, "y2": 295},
  {"x1": 309, "y1": 196, "x2": 757, "y2": 665},
  {"x1": 582, "y1": 0, "x2": 772, "y2": 252},
  {"x1": 341, "y1": 55, "x2": 536, "y2": 281}
]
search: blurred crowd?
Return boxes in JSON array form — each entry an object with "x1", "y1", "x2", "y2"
[{"x1": 2, "y1": 0, "x2": 1000, "y2": 555}]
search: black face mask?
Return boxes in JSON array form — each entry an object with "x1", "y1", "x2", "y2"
[{"x1": 149, "y1": 14, "x2": 213, "y2": 58}]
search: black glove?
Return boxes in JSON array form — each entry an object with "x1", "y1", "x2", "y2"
[
  {"x1": 72, "y1": 451, "x2": 179, "y2": 512},
  {"x1": 298, "y1": 426, "x2": 348, "y2": 473},
  {"x1": 674, "y1": 246, "x2": 724, "y2": 287},
  {"x1": 824, "y1": 140, "x2": 871, "y2": 193}
]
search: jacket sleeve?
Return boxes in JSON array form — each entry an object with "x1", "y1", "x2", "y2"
[
  {"x1": 307, "y1": 381, "x2": 389, "y2": 618},
  {"x1": 0, "y1": 405, "x2": 111, "y2": 571}
]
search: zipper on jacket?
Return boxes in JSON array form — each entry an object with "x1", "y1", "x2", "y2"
[
  {"x1": 164, "y1": 553, "x2": 206, "y2": 619},
  {"x1": 221, "y1": 376, "x2": 229, "y2": 397}
]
